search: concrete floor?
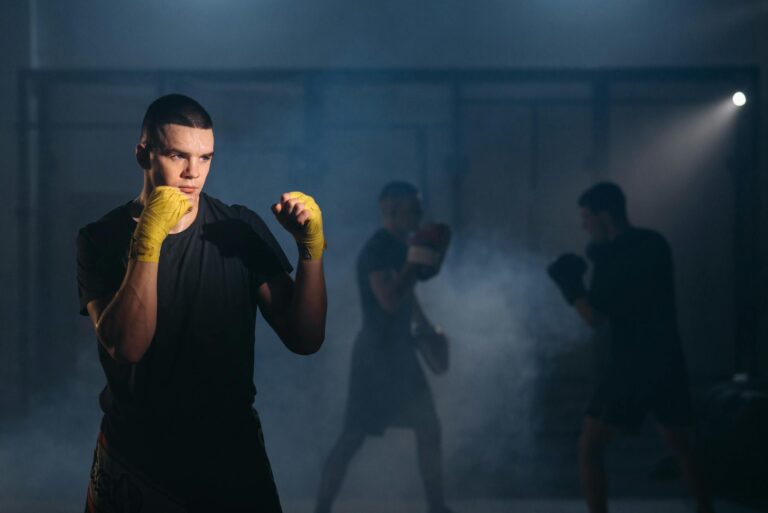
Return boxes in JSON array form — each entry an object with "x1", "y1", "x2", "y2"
[
  {"x1": 285, "y1": 499, "x2": 763, "y2": 513},
  {"x1": 0, "y1": 498, "x2": 764, "y2": 513},
  {"x1": 2, "y1": 376, "x2": 764, "y2": 513}
]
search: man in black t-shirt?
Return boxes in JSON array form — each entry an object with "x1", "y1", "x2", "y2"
[
  {"x1": 548, "y1": 182, "x2": 713, "y2": 513},
  {"x1": 314, "y1": 182, "x2": 454, "y2": 513},
  {"x1": 77, "y1": 94, "x2": 327, "y2": 512}
]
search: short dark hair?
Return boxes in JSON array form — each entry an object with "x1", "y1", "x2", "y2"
[
  {"x1": 578, "y1": 182, "x2": 628, "y2": 224},
  {"x1": 379, "y1": 181, "x2": 419, "y2": 203},
  {"x1": 140, "y1": 94, "x2": 213, "y2": 148}
]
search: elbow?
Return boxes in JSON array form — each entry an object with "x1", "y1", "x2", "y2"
[
  {"x1": 298, "y1": 334, "x2": 326, "y2": 355},
  {"x1": 113, "y1": 344, "x2": 146, "y2": 364},
  {"x1": 285, "y1": 332, "x2": 325, "y2": 356},
  {"x1": 105, "y1": 338, "x2": 145, "y2": 363},
  {"x1": 381, "y1": 303, "x2": 398, "y2": 314},
  {"x1": 589, "y1": 315, "x2": 606, "y2": 329},
  {"x1": 581, "y1": 310, "x2": 605, "y2": 329},
  {"x1": 295, "y1": 345, "x2": 322, "y2": 356},
  {"x1": 584, "y1": 317, "x2": 601, "y2": 329},
  {"x1": 379, "y1": 295, "x2": 400, "y2": 314},
  {"x1": 97, "y1": 325, "x2": 145, "y2": 364}
]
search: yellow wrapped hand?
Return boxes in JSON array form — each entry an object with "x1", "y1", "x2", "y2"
[
  {"x1": 130, "y1": 186, "x2": 191, "y2": 263},
  {"x1": 272, "y1": 191, "x2": 326, "y2": 261}
]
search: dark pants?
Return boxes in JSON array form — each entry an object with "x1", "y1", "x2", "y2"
[{"x1": 86, "y1": 409, "x2": 283, "y2": 513}]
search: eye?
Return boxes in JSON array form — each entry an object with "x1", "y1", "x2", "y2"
[
  {"x1": 200, "y1": 155, "x2": 211, "y2": 162},
  {"x1": 168, "y1": 153, "x2": 180, "y2": 161}
]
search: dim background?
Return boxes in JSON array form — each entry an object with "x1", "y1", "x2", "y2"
[{"x1": 1, "y1": 1, "x2": 768, "y2": 512}]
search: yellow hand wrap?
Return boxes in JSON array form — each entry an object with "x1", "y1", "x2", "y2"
[
  {"x1": 284, "y1": 192, "x2": 326, "y2": 261},
  {"x1": 130, "y1": 186, "x2": 191, "y2": 263}
]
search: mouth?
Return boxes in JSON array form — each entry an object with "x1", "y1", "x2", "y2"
[{"x1": 178, "y1": 186, "x2": 197, "y2": 194}]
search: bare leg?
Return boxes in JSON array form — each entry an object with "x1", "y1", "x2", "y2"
[
  {"x1": 314, "y1": 430, "x2": 366, "y2": 513},
  {"x1": 415, "y1": 415, "x2": 449, "y2": 513},
  {"x1": 579, "y1": 416, "x2": 616, "y2": 513},
  {"x1": 657, "y1": 424, "x2": 715, "y2": 513}
]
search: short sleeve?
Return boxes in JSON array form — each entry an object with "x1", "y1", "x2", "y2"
[
  {"x1": 357, "y1": 234, "x2": 392, "y2": 277},
  {"x1": 644, "y1": 233, "x2": 675, "y2": 298},
  {"x1": 231, "y1": 205, "x2": 293, "y2": 285},
  {"x1": 76, "y1": 227, "x2": 124, "y2": 316},
  {"x1": 588, "y1": 230, "x2": 673, "y2": 317},
  {"x1": 651, "y1": 234, "x2": 674, "y2": 276}
]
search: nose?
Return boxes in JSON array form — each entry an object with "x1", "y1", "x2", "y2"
[{"x1": 181, "y1": 160, "x2": 200, "y2": 179}]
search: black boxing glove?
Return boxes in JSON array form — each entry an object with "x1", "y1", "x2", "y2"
[{"x1": 547, "y1": 253, "x2": 588, "y2": 305}]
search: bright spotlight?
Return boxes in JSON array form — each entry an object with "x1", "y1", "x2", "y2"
[{"x1": 732, "y1": 91, "x2": 747, "y2": 107}]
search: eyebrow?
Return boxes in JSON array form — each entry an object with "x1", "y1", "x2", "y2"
[{"x1": 160, "y1": 147, "x2": 215, "y2": 158}]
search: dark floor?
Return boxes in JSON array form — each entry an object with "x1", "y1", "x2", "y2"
[
  {"x1": 2, "y1": 362, "x2": 765, "y2": 513},
  {"x1": 0, "y1": 498, "x2": 763, "y2": 513}
]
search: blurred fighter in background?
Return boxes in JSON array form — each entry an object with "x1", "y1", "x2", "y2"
[
  {"x1": 547, "y1": 182, "x2": 714, "y2": 513},
  {"x1": 77, "y1": 94, "x2": 327, "y2": 512},
  {"x1": 315, "y1": 181, "x2": 453, "y2": 513}
]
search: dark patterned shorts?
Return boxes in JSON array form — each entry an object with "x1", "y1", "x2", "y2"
[{"x1": 85, "y1": 432, "x2": 187, "y2": 513}]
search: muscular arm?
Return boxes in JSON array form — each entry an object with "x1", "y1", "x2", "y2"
[
  {"x1": 369, "y1": 263, "x2": 420, "y2": 313},
  {"x1": 412, "y1": 295, "x2": 436, "y2": 332},
  {"x1": 86, "y1": 260, "x2": 159, "y2": 363},
  {"x1": 258, "y1": 257, "x2": 327, "y2": 355},
  {"x1": 84, "y1": 186, "x2": 191, "y2": 363}
]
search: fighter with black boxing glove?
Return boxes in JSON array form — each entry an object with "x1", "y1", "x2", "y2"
[
  {"x1": 546, "y1": 182, "x2": 714, "y2": 513},
  {"x1": 547, "y1": 253, "x2": 588, "y2": 305}
]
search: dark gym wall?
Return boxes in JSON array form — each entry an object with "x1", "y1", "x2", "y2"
[
  {"x1": 34, "y1": 1, "x2": 762, "y2": 68},
  {"x1": 3, "y1": 0, "x2": 768, "y2": 413},
  {"x1": 2, "y1": 1, "x2": 768, "y2": 506},
  {"x1": 0, "y1": 1, "x2": 31, "y2": 414}
]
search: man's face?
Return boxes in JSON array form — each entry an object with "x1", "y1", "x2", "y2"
[
  {"x1": 139, "y1": 124, "x2": 215, "y2": 209},
  {"x1": 393, "y1": 195, "x2": 424, "y2": 233},
  {"x1": 580, "y1": 207, "x2": 611, "y2": 243}
]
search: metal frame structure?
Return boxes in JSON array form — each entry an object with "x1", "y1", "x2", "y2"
[{"x1": 15, "y1": 67, "x2": 762, "y2": 413}]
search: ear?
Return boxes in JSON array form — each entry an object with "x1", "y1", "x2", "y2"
[{"x1": 135, "y1": 144, "x2": 151, "y2": 170}]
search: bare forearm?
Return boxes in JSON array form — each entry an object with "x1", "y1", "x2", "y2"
[
  {"x1": 394, "y1": 264, "x2": 419, "y2": 300},
  {"x1": 97, "y1": 260, "x2": 158, "y2": 362},
  {"x1": 377, "y1": 264, "x2": 419, "y2": 311},
  {"x1": 287, "y1": 257, "x2": 327, "y2": 354},
  {"x1": 573, "y1": 297, "x2": 604, "y2": 328}
]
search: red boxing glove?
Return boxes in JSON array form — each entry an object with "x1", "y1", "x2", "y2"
[{"x1": 407, "y1": 223, "x2": 452, "y2": 280}]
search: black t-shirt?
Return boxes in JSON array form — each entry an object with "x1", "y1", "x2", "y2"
[
  {"x1": 76, "y1": 193, "x2": 292, "y2": 446},
  {"x1": 587, "y1": 227, "x2": 683, "y2": 373},
  {"x1": 356, "y1": 229, "x2": 413, "y2": 337}
]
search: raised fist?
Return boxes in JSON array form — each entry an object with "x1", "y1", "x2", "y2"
[
  {"x1": 130, "y1": 186, "x2": 191, "y2": 263},
  {"x1": 272, "y1": 191, "x2": 326, "y2": 260},
  {"x1": 547, "y1": 253, "x2": 588, "y2": 305},
  {"x1": 407, "y1": 223, "x2": 451, "y2": 281}
]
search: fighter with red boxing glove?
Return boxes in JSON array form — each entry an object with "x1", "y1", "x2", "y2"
[
  {"x1": 315, "y1": 182, "x2": 455, "y2": 513},
  {"x1": 408, "y1": 223, "x2": 452, "y2": 281}
]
